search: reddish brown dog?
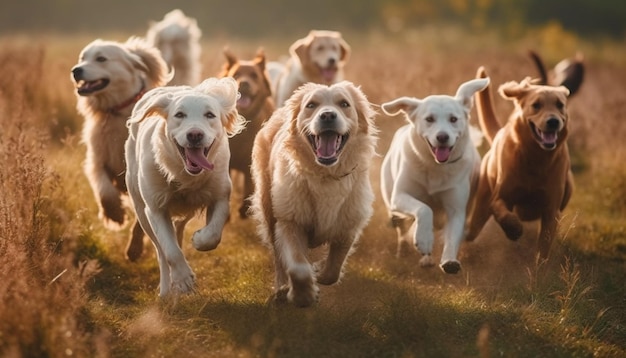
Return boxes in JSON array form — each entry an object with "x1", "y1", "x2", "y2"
[
  {"x1": 219, "y1": 48, "x2": 275, "y2": 218},
  {"x1": 466, "y1": 67, "x2": 573, "y2": 259}
]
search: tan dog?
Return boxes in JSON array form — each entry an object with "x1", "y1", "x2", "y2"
[
  {"x1": 147, "y1": 9, "x2": 202, "y2": 86},
  {"x1": 251, "y1": 81, "x2": 377, "y2": 307},
  {"x1": 125, "y1": 77, "x2": 246, "y2": 297},
  {"x1": 70, "y1": 37, "x2": 170, "y2": 261},
  {"x1": 273, "y1": 30, "x2": 351, "y2": 107},
  {"x1": 219, "y1": 48, "x2": 275, "y2": 218},
  {"x1": 466, "y1": 67, "x2": 573, "y2": 259}
]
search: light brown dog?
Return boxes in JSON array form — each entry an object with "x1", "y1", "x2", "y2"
[
  {"x1": 466, "y1": 67, "x2": 573, "y2": 259},
  {"x1": 218, "y1": 48, "x2": 275, "y2": 218},
  {"x1": 251, "y1": 81, "x2": 377, "y2": 307},
  {"x1": 273, "y1": 30, "x2": 351, "y2": 107},
  {"x1": 70, "y1": 37, "x2": 170, "y2": 261}
]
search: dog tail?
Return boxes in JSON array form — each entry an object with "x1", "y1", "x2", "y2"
[
  {"x1": 528, "y1": 50, "x2": 548, "y2": 85},
  {"x1": 475, "y1": 66, "x2": 500, "y2": 145}
]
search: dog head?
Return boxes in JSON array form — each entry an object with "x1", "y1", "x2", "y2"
[
  {"x1": 382, "y1": 78, "x2": 489, "y2": 163},
  {"x1": 146, "y1": 9, "x2": 202, "y2": 66},
  {"x1": 130, "y1": 77, "x2": 245, "y2": 175},
  {"x1": 71, "y1": 37, "x2": 170, "y2": 109},
  {"x1": 499, "y1": 78, "x2": 569, "y2": 151},
  {"x1": 219, "y1": 48, "x2": 272, "y2": 116},
  {"x1": 290, "y1": 30, "x2": 351, "y2": 84},
  {"x1": 284, "y1": 81, "x2": 376, "y2": 167}
]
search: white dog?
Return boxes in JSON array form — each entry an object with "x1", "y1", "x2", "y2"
[
  {"x1": 147, "y1": 9, "x2": 202, "y2": 86},
  {"x1": 251, "y1": 81, "x2": 378, "y2": 307},
  {"x1": 380, "y1": 77, "x2": 489, "y2": 274},
  {"x1": 125, "y1": 77, "x2": 245, "y2": 297},
  {"x1": 272, "y1": 30, "x2": 351, "y2": 107},
  {"x1": 70, "y1": 37, "x2": 170, "y2": 261}
]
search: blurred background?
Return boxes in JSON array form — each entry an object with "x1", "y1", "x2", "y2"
[{"x1": 1, "y1": 0, "x2": 625, "y2": 40}]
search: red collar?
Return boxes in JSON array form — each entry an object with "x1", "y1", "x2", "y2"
[{"x1": 108, "y1": 82, "x2": 146, "y2": 115}]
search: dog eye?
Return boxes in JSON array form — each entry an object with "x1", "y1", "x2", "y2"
[
  {"x1": 96, "y1": 56, "x2": 107, "y2": 62},
  {"x1": 556, "y1": 100, "x2": 564, "y2": 110},
  {"x1": 450, "y1": 116, "x2": 458, "y2": 123},
  {"x1": 305, "y1": 102, "x2": 317, "y2": 109},
  {"x1": 531, "y1": 101, "x2": 542, "y2": 111},
  {"x1": 425, "y1": 116, "x2": 435, "y2": 123},
  {"x1": 339, "y1": 100, "x2": 350, "y2": 108},
  {"x1": 205, "y1": 112, "x2": 216, "y2": 119},
  {"x1": 174, "y1": 112, "x2": 185, "y2": 118}
]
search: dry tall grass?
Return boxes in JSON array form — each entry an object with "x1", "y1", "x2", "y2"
[{"x1": 0, "y1": 30, "x2": 624, "y2": 357}]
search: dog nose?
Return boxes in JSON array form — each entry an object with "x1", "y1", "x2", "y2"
[
  {"x1": 328, "y1": 58, "x2": 336, "y2": 66},
  {"x1": 546, "y1": 117, "x2": 561, "y2": 130},
  {"x1": 319, "y1": 111, "x2": 337, "y2": 123},
  {"x1": 436, "y1": 132, "x2": 449, "y2": 144},
  {"x1": 187, "y1": 130, "x2": 204, "y2": 146},
  {"x1": 239, "y1": 81, "x2": 250, "y2": 91},
  {"x1": 71, "y1": 67, "x2": 83, "y2": 80}
]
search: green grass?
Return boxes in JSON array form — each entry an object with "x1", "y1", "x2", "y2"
[{"x1": 1, "y1": 30, "x2": 625, "y2": 357}]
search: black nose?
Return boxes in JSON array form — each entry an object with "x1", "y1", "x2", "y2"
[
  {"x1": 187, "y1": 130, "x2": 204, "y2": 145},
  {"x1": 239, "y1": 81, "x2": 250, "y2": 91},
  {"x1": 546, "y1": 117, "x2": 561, "y2": 130},
  {"x1": 71, "y1": 67, "x2": 83, "y2": 80},
  {"x1": 436, "y1": 132, "x2": 449, "y2": 144},
  {"x1": 320, "y1": 111, "x2": 337, "y2": 122},
  {"x1": 328, "y1": 58, "x2": 336, "y2": 66}
]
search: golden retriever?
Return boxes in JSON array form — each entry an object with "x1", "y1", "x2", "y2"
[
  {"x1": 218, "y1": 48, "x2": 275, "y2": 218},
  {"x1": 273, "y1": 30, "x2": 351, "y2": 107},
  {"x1": 70, "y1": 37, "x2": 170, "y2": 260},
  {"x1": 251, "y1": 81, "x2": 377, "y2": 307},
  {"x1": 147, "y1": 9, "x2": 202, "y2": 86},
  {"x1": 380, "y1": 77, "x2": 489, "y2": 274},
  {"x1": 466, "y1": 67, "x2": 573, "y2": 259},
  {"x1": 125, "y1": 77, "x2": 246, "y2": 297}
]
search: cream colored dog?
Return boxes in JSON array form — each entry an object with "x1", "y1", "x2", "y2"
[
  {"x1": 380, "y1": 77, "x2": 489, "y2": 274},
  {"x1": 251, "y1": 81, "x2": 377, "y2": 307},
  {"x1": 70, "y1": 37, "x2": 170, "y2": 260},
  {"x1": 273, "y1": 30, "x2": 351, "y2": 107},
  {"x1": 125, "y1": 77, "x2": 245, "y2": 297},
  {"x1": 147, "y1": 9, "x2": 202, "y2": 86}
]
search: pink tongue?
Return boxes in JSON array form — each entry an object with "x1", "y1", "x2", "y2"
[
  {"x1": 434, "y1": 147, "x2": 451, "y2": 162},
  {"x1": 321, "y1": 69, "x2": 336, "y2": 82},
  {"x1": 237, "y1": 96, "x2": 252, "y2": 109},
  {"x1": 541, "y1": 131, "x2": 557, "y2": 144},
  {"x1": 185, "y1": 147, "x2": 214, "y2": 171},
  {"x1": 316, "y1": 133, "x2": 341, "y2": 158}
]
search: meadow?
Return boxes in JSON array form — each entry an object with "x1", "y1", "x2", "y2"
[{"x1": 0, "y1": 28, "x2": 625, "y2": 357}]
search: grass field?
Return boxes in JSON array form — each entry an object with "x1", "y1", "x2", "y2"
[{"x1": 1, "y1": 29, "x2": 625, "y2": 357}]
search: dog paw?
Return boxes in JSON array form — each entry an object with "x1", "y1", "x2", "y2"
[
  {"x1": 269, "y1": 285, "x2": 290, "y2": 305},
  {"x1": 125, "y1": 236, "x2": 144, "y2": 262},
  {"x1": 500, "y1": 214, "x2": 523, "y2": 240},
  {"x1": 419, "y1": 254, "x2": 435, "y2": 267},
  {"x1": 170, "y1": 272, "x2": 196, "y2": 295},
  {"x1": 192, "y1": 230, "x2": 221, "y2": 251},
  {"x1": 288, "y1": 284, "x2": 319, "y2": 308},
  {"x1": 440, "y1": 260, "x2": 461, "y2": 274},
  {"x1": 100, "y1": 196, "x2": 126, "y2": 229}
]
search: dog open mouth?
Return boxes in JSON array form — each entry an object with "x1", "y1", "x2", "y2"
[
  {"x1": 318, "y1": 66, "x2": 338, "y2": 82},
  {"x1": 237, "y1": 94, "x2": 253, "y2": 109},
  {"x1": 308, "y1": 131, "x2": 348, "y2": 166},
  {"x1": 177, "y1": 145, "x2": 214, "y2": 175},
  {"x1": 430, "y1": 144, "x2": 454, "y2": 163},
  {"x1": 530, "y1": 122, "x2": 558, "y2": 150},
  {"x1": 76, "y1": 78, "x2": 110, "y2": 95}
]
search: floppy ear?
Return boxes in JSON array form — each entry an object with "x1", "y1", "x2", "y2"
[
  {"x1": 498, "y1": 77, "x2": 533, "y2": 100},
  {"x1": 197, "y1": 77, "x2": 247, "y2": 136},
  {"x1": 455, "y1": 77, "x2": 490, "y2": 110},
  {"x1": 219, "y1": 47, "x2": 237, "y2": 77},
  {"x1": 285, "y1": 82, "x2": 318, "y2": 134},
  {"x1": 125, "y1": 36, "x2": 171, "y2": 87},
  {"x1": 382, "y1": 97, "x2": 420, "y2": 116},
  {"x1": 342, "y1": 81, "x2": 377, "y2": 136},
  {"x1": 128, "y1": 87, "x2": 174, "y2": 124},
  {"x1": 337, "y1": 35, "x2": 351, "y2": 63},
  {"x1": 290, "y1": 33, "x2": 312, "y2": 65}
]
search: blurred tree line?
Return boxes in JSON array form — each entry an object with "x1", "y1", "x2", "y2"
[{"x1": 0, "y1": 0, "x2": 624, "y2": 39}]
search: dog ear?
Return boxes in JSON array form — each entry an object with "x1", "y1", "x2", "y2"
[
  {"x1": 285, "y1": 82, "x2": 318, "y2": 134},
  {"x1": 197, "y1": 77, "x2": 247, "y2": 137},
  {"x1": 455, "y1": 77, "x2": 490, "y2": 110},
  {"x1": 128, "y1": 87, "x2": 174, "y2": 124},
  {"x1": 290, "y1": 34, "x2": 312, "y2": 65},
  {"x1": 336, "y1": 35, "x2": 351, "y2": 63},
  {"x1": 124, "y1": 37, "x2": 171, "y2": 87},
  {"x1": 219, "y1": 47, "x2": 237, "y2": 77},
  {"x1": 254, "y1": 48, "x2": 266, "y2": 71},
  {"x1": 499, "y1": 77, "x2": 534, "y2": 100},
  {"x1": 381, "y1": 97, "x2": 420, "y2": 118},
  {"x1": 341, "y1": 81, "x2": 377, "y2": 136}
]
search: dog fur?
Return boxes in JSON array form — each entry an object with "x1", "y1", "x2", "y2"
[
  {"x1": 273, "y1": 30, "x2": 351, "y2": 107},
  {"x1": 70, "y1": 37, "x2": 170, "y2": 261},
  {"x1": 380, "y1": 78, "x2": 489, "y2": 274},
  {"x1": 528, "y1": 50, "x2": 584, "y2": 97},
  {"x1": 125, "y1": 77, "x2": 246, "y2": 297},
  {"x1": 147, "y1": 9, "x2": 202, "y2": 86},
  {"x1": 251, "y1": 81, "x2": 377, "y2": 307},
  {"x1": 466, "y1": 67, "x2": 573, "y2": 259},
  {"x1": 218, "y1": 48, "x2": 275, "y2": 218}
]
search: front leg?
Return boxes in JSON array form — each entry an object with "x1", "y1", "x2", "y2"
[
  {"x1": 145, "y1": 206, "x2": 195, "y2": 296},
  {"x1": 537, "y1": 208, "x2": 560, "y2": 260},
  {"x1": 192, "y1": 196, "x2": 230, "y2": 251},
  {"x1": 391, "y1": 190, "x2": 435, "y2": 267},
  {"x1": 492, "y1": 196, "x2": 523, "y2": 241},
  {"x1": 439, "y1": 187, "x2": 470, "y2": 274},
  {"x1": 316, "y1": 235, "x2": 357, "y2": 285},
  {"x1": 84, "y1": 155, "x2": 125, "y2": 228}
]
